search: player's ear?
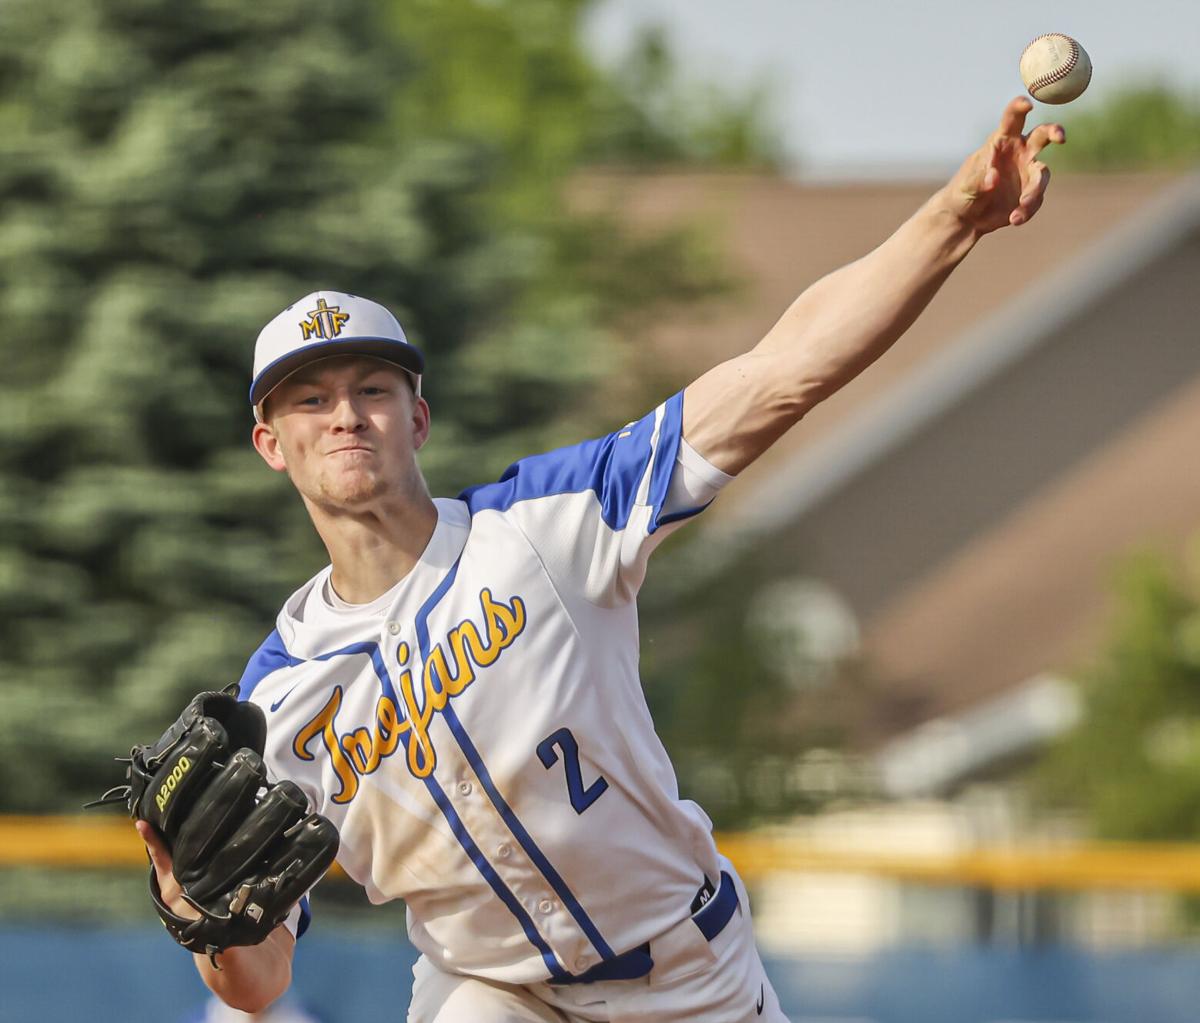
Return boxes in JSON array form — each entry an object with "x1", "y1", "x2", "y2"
[
  {"x1": 252, "y1": 421, "x2": 288, "y2": 472},
  {"x1": 411, "y1": 396, "x2": 432, "y2": 452}
]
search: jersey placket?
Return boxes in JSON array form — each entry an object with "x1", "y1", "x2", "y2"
[{"x1": 387, "y1": 616, "x2": 599, "y2": 977}]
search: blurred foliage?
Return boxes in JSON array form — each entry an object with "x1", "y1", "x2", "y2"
[
  {"x1": 0, "y1": 864, "x2": 408, "y2": 932},
  {"x1": 1049, "y1": 84, "x2": 1200, "y2": 172},
  {"x1": 589, "y1": 26, "x2": 785, "y2": 170},
  {"x1": 0, "y1": 0, "x2": 774, "y2": 811},
  {"x1": 1036, "y1": 539, "x2": 1200, "y2": 841},
  {"x1": 640, "y1": 550, "x2": 874, "y2": 829}
]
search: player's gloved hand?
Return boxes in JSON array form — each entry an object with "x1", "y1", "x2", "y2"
[
  {"x1": 136, "y1": 819, "x2": 201, "y2": 924},
  {"x1": 88, "y1": 684, "x2": 339, "y2": 961}
]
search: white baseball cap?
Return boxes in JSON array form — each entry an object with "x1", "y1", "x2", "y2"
[{"x1": 250, "y1": 290, "x2": 425, "y2": 413}]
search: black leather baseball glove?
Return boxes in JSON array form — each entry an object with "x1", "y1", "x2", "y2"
[{"x1": 88, "y1": 684, "x2": 338, "y2": 960}]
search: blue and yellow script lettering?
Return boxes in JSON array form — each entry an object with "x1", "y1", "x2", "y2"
[{"x1": 292, "y1": 589, "x2": 527, "y2": 802}]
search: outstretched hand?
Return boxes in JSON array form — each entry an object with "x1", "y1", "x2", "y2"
[{"x1": 944, "y1": 97, "x2": 1065, "y2": 235}]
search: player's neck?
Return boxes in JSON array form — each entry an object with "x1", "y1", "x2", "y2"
[{"x1": 310, "y1": 490, "x2": 439, "y2": 604}]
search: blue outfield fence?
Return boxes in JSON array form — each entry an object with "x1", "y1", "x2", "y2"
[
  {"x1": 767, "y1": 945, "x2": 1200, "y2": 1023},
  {"x1": 4, "y1": 925, "x2": 1200, "y2": 1023}
]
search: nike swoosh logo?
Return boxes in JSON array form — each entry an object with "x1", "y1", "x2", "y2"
[
  {"x1": 756, "y1": 983, "x2": 764, "y2": 1015},
  {"x1": 270, "y1": 683, "x2": 301, "y2": 712}
]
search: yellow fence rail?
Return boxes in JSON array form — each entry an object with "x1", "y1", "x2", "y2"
[
  {"x1": 4, "y1": 816, "x2": 1200, "y2": 892},
  {"x1": 715, "y1": 832, "x2": 1200, "y2": 892}
]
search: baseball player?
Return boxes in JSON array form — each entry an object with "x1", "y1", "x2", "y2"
[{"x1": 137, "y1": 98, "x2": 1063, "y2": 1021}]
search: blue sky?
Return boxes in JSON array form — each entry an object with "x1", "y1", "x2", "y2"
[{"x1": 584, "y1": 0, "x2": 1200, "y2": 178}]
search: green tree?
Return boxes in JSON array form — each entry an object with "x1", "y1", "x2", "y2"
[
  {"x1": 587, "y1": 25, "x2": 785, "y2": 169},
  {"x1": 637, "y1": 549, "x2": 873, "y2": 829},
  {"x1": 0, "y1": 0, "x2": 753, "y2": 810},
  {"x1": 1049, "y1": 84, "x2": 1200, "y2": 172},
  {"x1": 1037, "y1": 541, "x2": 1200, "y2": 840}
]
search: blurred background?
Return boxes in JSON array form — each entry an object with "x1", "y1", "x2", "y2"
[{"x1": 2, "y1": 1, "x2": 1199, "y2": 1020}]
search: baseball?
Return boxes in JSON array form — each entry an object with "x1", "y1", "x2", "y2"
[{"x1": 1020, "y1": 33, "x2": 1092, "y2": 104}]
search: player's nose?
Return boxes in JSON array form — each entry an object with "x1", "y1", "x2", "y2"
[{"x1": 329, "y1": 392, "x2": 368, "y2": 432}]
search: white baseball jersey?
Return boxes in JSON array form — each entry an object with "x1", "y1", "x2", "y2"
[{"x1": 238, "y1": 391, "x2": 732, "y2": 984}]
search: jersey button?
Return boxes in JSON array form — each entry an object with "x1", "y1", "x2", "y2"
[
  {"x1": 573, "y1": 956, "x2": 589, "y2": 973},
  {"x1": 496, "y1": 843, "x2": 512, "y2": 859},
  {"x1": 537, "y1": 898, "x2": 554, "y2": 915},
  {"x1": 457, "y1": 781, "x2": 473, "y2": 796},
  {"x1": 386, "y1": 621, "x2": 401, "y2": 636}
]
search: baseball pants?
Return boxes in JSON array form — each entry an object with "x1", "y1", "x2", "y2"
[{"x1": 407, "y1": 867, "x2": 788, "y2": 1023}]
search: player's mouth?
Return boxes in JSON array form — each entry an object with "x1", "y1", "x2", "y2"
[{"x1": 328, "y1": 445, "x2": 373, "y2": 455}]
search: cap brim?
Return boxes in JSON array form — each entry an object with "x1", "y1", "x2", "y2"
[{"x1": 250, "y1": 337, "x2": 425, "y2": 406}]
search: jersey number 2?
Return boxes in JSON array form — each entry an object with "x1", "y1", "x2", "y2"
[{"x1": 537, "y1": 728, "x2": 609, "y2": 815}]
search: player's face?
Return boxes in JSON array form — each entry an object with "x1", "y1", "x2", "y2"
[{"x1": 251, "y1": 356, "x2": 430, "y2": 510}]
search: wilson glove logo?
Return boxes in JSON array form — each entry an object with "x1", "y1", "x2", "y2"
[
  {"x1": 155, "y1": 755, "x2": 192, "y2": 813},
  {"x1": 291, "y1": 587, "x2": 527, "y2": 803}
]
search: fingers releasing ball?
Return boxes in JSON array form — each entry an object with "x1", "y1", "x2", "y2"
[{"x1": 1020, "y1": 33, "x2": 1092, "y2": 105}]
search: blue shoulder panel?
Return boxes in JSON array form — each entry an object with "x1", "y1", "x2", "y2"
[
  {"x1": 458, "y1": 392, "x2": 683, "y2": 533},
  {"x1": 645, "y1": 391, "x2": 684, "y2": 535},
  {"x1": 237, "y1": 629, "x2": 305, "y2": 704}
]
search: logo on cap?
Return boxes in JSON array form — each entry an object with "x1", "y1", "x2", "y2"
[{"x1": 299, "y1": 298, "x2": 350, "y2": 341}]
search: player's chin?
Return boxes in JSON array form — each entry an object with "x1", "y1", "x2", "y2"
[{"x1": 318, "y1": 469, "x2": 389, "y2": 508}]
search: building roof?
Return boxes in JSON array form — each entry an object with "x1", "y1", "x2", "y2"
[{"x1": 575, "y1": 171, "x2": 1183, "y2": 494}]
